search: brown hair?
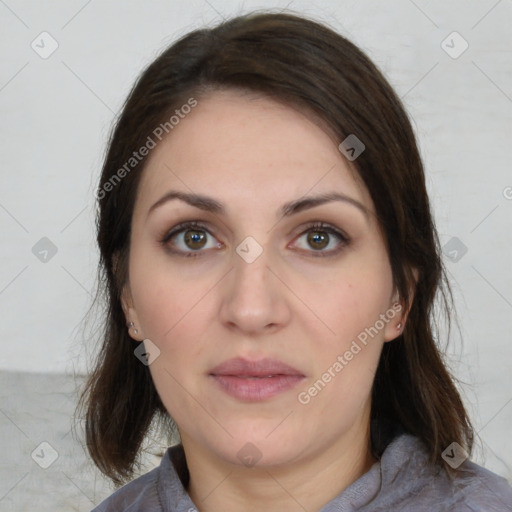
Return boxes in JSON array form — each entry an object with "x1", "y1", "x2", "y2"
[{"x1": 77, "y1": 10, "x2": 474, "y2": 485}]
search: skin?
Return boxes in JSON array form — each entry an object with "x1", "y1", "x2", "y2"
[{"x1": 121, "y1": 89, "x2": 411, "y2": 512}]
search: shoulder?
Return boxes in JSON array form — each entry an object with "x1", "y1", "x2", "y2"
[
  {"x1": 91, "y1": 444, "x2": 192, "y2": 512},
  {"x1": 448, "y1": 460, "x2": 512, "y2": 511},
  {"x1": 376, "y1": 434, "x2": 512, "y2": 511},
  {"x1": 91, "y1": 465, "x2": 162, "y2": 512}
]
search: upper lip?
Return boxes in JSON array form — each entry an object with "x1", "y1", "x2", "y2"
[{"x1": 209, "y1": 357, "x2": 304, "y2": 377}]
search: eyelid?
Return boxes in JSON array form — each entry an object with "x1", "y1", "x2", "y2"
[{"x1": 160, "y1": 220, "x2": 215, "y2": 244}]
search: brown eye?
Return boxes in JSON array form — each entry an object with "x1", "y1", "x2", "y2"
[
  {"x1": 293, "y1": 223, "x2": 350, "y2": 257},
  {"x1": 184, "y1": 229, "x2": 207, "y2": 250},
  {"x1": 307, "y1": 230, "x2": 330, "y2": 250},
  {"x1": 161, "y1": 221, "x2": 221, "y2": 257}
]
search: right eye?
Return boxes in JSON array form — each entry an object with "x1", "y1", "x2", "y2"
[{"x1": 159, "y1": 221, "x2": 223, "y2": 258}]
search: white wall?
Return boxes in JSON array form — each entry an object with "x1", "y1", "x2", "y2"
[{"x1": 1, "y1": 0, "x2": 511, "y2": 475}]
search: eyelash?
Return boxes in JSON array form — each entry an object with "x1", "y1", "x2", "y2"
[{"x1": 159, "y1": 221, "x2": 350, "y2": 259}]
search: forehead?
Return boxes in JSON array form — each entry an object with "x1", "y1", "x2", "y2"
[{"x1": 134, "y1": 90, "x2": 373, "y2": 217}]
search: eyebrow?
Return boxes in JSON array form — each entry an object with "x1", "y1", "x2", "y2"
[{"x1": 146, "y1": 190, "x2": 369, "y2": 220}]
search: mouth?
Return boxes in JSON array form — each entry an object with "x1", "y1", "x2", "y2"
[{"x1": 209, "y1": 357, "x2": 305, "y2": 402}]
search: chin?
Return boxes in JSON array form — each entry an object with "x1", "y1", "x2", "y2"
[{"x1": 204, "y1": 427, "x2": 304, "y2": 468}]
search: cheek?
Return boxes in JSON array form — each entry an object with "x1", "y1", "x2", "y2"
[
  {"x1": 296, "y1": 252, "x2": 393, "y2": 406},
  {"x1": 129, "y1": 250, "x2": 215, "y2": 382},
  {"x1": 138, "y1": 278, "x2": 210, "y2": 426},
  {"x1": 296, "y1": 275, "x2": 388, "y2": 420},
  {"x1": 307, "y1": 255, "x2": 393, "y2": 346},
  {"x1": 129, "y1": 241, "x2": 205, "y2": 340}
]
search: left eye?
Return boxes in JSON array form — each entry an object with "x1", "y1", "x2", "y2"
[{"x1": 292, "y1": 223, "x2": 349, "y2": 257}]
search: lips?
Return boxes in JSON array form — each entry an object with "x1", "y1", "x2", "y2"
[{"x1": 209, "y1": 357, "x2": 305, "y2": 401}]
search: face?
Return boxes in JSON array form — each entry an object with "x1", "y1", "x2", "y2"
[{"x1": 121, "y1": 89, "x2": 405, "y2": 468}]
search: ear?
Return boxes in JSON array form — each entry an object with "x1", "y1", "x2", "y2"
[
  {"x1": 114, "y1": 251, "x2": 144, "y2": 342},
  {"x1": 383, "y1": 267, "x2": 419, "y2": 342},
  {"x1": 120, "y1": 283, "x2": 144, "y2": 341}
]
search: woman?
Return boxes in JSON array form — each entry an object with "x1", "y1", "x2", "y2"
[{"x1": 79, "y1": 11, "x2": 512, "y2": 511}]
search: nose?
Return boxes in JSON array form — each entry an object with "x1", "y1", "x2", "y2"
[{"x1": 218, "y1": 240, "x2": 291, "y2": 335}]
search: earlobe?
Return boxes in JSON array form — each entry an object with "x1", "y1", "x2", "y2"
[
  {"x1": 384, "y1": 268, "x2": 419, "y2": 342},
  {"x1": 383, "y1": 301, "x2": 406, "y2": 342},
  {"x1": 115, "y1": 252, "x2": 144, "y2": 341},
  {"x1": 120, "y1": 284, "x2": 144, "y2": 341}
]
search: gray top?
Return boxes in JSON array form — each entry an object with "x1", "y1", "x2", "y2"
[{"x1": 92, "y1": 433, "x2": 512, "y2": 511}]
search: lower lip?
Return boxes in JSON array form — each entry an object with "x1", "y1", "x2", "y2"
[{"x1": 210, "y1": 374, "x2": 305, "y2": 401}]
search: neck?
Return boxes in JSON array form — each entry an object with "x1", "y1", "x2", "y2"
[{"x1": 183, "y1": 420, "x2": 375, "y2": 512}]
